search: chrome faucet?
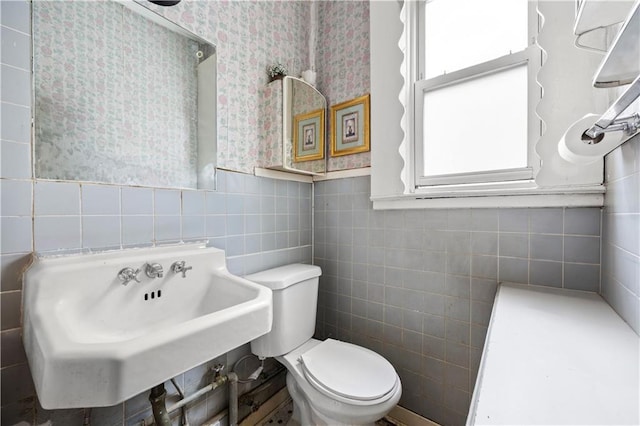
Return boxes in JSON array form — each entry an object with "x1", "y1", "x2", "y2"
[
  {"x1": 171, "y1": 260, "x2": 193, "y2": 278},
  {"x1": 118, "y1": 267, "x2": 141, "y2": 286},
  {"x1": 145, "y1": 263, "x2": 164, "y2": 279}
]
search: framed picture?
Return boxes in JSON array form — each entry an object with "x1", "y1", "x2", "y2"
[
  {"x1": 330, "y1": 94, "x2": 370, "y2": 157},
  {"x1": 293, "y1": 108, "x2": 325, "y2": 162}
]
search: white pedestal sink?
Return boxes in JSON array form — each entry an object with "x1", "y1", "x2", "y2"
[{"x1": 22, "y1": 243, "x2": 272, "y2": 409}]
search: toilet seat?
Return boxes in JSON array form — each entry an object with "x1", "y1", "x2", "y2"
[{"x1": 299, "y1": 339, "x2": 399, "y2": 405}]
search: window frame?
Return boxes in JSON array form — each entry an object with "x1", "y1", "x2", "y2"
[
  {"x1": 411, "y1": 0, "x2": 542, "y2": 192},
  {"x1": 368, "y1": 0, "x2": 608, "y2": 210}
]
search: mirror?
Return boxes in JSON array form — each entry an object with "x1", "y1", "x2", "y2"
[
  {"x1": 262, "y1": 76, "x2": 327, "y2": 175},
  {"x1": 32, "y1": 1, "x2": 217, "y2": 189},
  {"x1": 286, "y1": 77, "x2": 327, "y2": 175}
]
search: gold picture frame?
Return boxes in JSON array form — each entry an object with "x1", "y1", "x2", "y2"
[
  {"x1": 330, "y1": 94, "x2": 370, "y2": 157},
  {"x1": 293, "y1": 108, "x2": 325, "y2": 162}
]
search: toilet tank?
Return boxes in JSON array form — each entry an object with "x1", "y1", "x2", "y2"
[{"x1": 247, "y1": 264, "x2": 322, "y2": 357}]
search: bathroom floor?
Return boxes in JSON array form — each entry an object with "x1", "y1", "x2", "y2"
[{"x1": 260, "y1": 399, "x2": 399, "y2": 426}]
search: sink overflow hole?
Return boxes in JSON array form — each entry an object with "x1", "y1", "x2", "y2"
[{"x1": 144, "y1": 290, "x2": 162, "y2": 301}]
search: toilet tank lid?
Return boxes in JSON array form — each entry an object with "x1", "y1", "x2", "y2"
[{"x1": 245, "y1": 264, "x2": 322, "y2": 290}]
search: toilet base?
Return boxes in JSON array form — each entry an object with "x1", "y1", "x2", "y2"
[{"x1": 286, "y1": 372, "x2": 379, "y2": 426}]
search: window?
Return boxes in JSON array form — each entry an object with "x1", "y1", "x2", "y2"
[
  {"x1": 413, "y1": 0, "x2": 539, "y2": 189},
  {"x1": 369, "y1": 1, "x2": 608, "y2": 208}
]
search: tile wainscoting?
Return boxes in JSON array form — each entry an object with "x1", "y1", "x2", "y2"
[
  {"x1": 313, "y1": 176, "x2": 602, "y2": 425},
  {"x1": 0, "y1": 169, "x2": 312, "y2": 425},
  {"x1": 602, "y1": 134, "x2": 640, "y2": 335}
]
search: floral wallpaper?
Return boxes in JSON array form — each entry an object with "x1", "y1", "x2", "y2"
[
  {"x1": 140, "y1": 0, "x2": 371, "y2": 174},
  {"x1": 35, "y1": 0, "x2": 371, "y2": 179},
  {"x1": 213, "y1": 1, "x2": 309, "y2": 173},
  {"x1": 34, "y1": 1, "x2": 200, "y2": 187},
  {"x1": 37, "y1": 0, "x2": 312, "y2": 179},
  {"x1": 34, "y1": 0, "x2": 309, "y2": 181},
  {"x1": 317, "y1": 0, "x2": 371, "y2": 172}
]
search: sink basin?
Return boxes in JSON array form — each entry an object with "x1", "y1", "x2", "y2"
[{"x1": 22, "y1": 244, "x2": 272, "y2": 409}]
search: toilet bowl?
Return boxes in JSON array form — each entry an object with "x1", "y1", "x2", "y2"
[
  {"x1": 247, "y1": 264, "x2": 401, "y2": 425},
  {"x1": 278, "y1": 338, "x2": 401, "y2": 425}
]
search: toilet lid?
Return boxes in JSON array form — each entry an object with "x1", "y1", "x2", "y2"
[{"x1": 299, "y1": 339, "x2": 398, "y2": 401}]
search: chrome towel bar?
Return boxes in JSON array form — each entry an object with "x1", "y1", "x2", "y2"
[{"x1": 583, "y1": 74, "x2": 640, "y2": 142}]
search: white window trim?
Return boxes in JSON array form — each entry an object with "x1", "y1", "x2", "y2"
[
  {"x1": 370, "y1": 0, "x2": 610, "y2": 210},
  {"x1": 372, "y1": 191, "x2": 606, "y2": 210}
]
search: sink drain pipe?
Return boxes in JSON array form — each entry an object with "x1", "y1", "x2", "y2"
[
  {"x1": 150, "y1": 372, "x2": 239, "y2": 426},
  {"x1": 229, "y1": 371, "x2": 238, "y2": 425},
  {"x1": 149, "y1": 385, "x2": 171, "y2": 426}
]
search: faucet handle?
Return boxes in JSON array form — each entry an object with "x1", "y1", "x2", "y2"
[
  {"x1": 171, "y1": 260, "x2": 193, "y2": 278},
  {"x1": 145, "y1": 263, "x2": 164, "y2": 279},
  {"x1": 118, "y1": 267, "x2": 141, "y2": 286}
]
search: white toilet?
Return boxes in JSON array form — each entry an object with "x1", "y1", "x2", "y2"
[{"x1": 247, "y1": 264, "x2": 401, "y2": 426}]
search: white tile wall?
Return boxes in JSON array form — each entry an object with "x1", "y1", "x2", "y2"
[
  {"x1": 1, "y1": 64, "x2": 30, "y2": 104},
  {"x1": 0, "y1": 102, "x2": 30, "y2": 142},
  {"x1": 122, "y1": 216, "x2": 154, "y2": 247},
  {"x1": 314, "y1": 176, "x2": 603, "y2": 425},
  {"x1": 1, "y1": 217, "x2": 32, "y2": 253},
  {"x1": 182, "y1": 191, "x2": 205, "y2": 215},
  {"x1": 0, "y1": 141, "x2": 31, "y2": 179},
  {"x1": 121, "y1": 187, "x2": 153, "y2": 215},
  {"x1": 82, "y1": 216, "x2": 121, "y2": 249},
  {"x1": 34, "y1": 182, "x2": 81, "y2": 216},
  {"x1": 154, "y1": 189, "x2": 182, "y2": 216},
  {"x1": 34, "y1": 216, "x2": 82, "y2": 252},
  {"x1": 1, "y1": 0, "x2": 31, "y2": 33},
  {"x1": 602, "y1": 134, "x2": 640, "y2": 335},
  {"x1": 0, "y1": 179, "x2": 31, "y2": 216},
  {"x1": 82, "y1": 185, "x2": 121, "y2": 215},
  {"x1": 1, "y1": 26, "x2": 30, "y2": 69}
]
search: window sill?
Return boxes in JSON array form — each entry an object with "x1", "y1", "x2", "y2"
[{"x1": 371, "y1": 184, "x2": 605, "y2": 210}]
